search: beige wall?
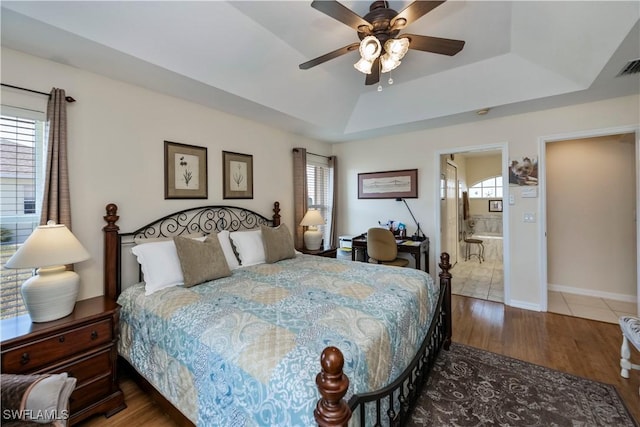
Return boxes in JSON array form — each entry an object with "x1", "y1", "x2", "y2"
[
  {"x1": 547, "y1": 134, "x2": 637, "y2": 297},
  {"x1": 3, "y1": 47, "x2": 639, "y2": 310},
  {"x1": 333, "y1": 95, "x2": 639, "y2": 309},
  {"x1": 1, "y1": 48, "x2": 331, "y2": 299}
]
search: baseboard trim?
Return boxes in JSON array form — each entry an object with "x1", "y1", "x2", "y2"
[
  {"x1": 509, "y1": 299, "x2": 542, "y2": 312},
  {"x1": 548, "y1": 283, "x2": 636, "y2": 303}
]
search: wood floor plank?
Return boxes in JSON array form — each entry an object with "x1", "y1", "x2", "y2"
[{"x1": 78, "y1": 295, "x2": 639, "y2": 425}]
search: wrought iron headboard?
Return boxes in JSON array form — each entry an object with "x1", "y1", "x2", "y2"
[{"x1": 103, "y1": 202, "x2": 281, "y2": 301}]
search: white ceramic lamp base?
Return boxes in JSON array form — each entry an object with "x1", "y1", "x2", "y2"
[
  {"x1": 304, "y1": 228, "x2": 323, "y2": 251},
  {"x1": 21, "y1": 266, "x2": 80, "y2": 323}
]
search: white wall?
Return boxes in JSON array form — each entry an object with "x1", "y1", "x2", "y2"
[
  {"x1": 333, "y1": 94, "x2": 639, "y2": 308},
  {"x1": 1, "y1": 48, "x2": 331, "y2": 299}
]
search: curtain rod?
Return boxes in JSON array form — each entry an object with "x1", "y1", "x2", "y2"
[
  {"x1": 1, "y1": 83, "x2": 76, "y2": 103},
  {"x1": 293, "y1": 148, "x2": 331, "y2": 159}
]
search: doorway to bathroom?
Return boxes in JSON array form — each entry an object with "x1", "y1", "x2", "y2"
[{"x1": 439, "y1": 147, "x2": 507, "y2": 304}]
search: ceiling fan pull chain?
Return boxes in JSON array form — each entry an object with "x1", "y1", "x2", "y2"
[{"x1": 388, "y1": 71, "x2": 394, "y2": 85}]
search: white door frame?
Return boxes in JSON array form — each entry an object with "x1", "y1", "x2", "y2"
[
  {"x1": 434, "y1": 142, "x2": 511, "y2": 305},
  {"x1": 538, "y1": 125, "x2": 640, "y2": 313}
]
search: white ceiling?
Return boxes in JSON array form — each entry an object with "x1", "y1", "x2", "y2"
[{"x1": 1, "y1": 1, "x2": 639, "y2": 143}]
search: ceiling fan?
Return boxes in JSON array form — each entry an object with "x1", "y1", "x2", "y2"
[{"x1": 299, "y1": 0, "x2": 465, "y2": 86}]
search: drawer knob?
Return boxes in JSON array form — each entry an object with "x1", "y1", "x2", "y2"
[
  {"x1": 58, "y1": 335, "x2": 65, "y2": 343},
  {"x1": 20, "y1": 353, "x2": 30, "y2": 365},
  {"x1": 91, "y1": 330, "x2": 98, "y2": 340}
]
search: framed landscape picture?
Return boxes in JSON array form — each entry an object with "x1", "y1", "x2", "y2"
[
  {"x1": 223, "y1": 151, "x2": 253, "y2": 199},
  {"x1": 358, "y1": 169, "x2": 418, "y2": 199},
  {"x1": 164, "y1": 141, "x2": 208, "y2": 199}
]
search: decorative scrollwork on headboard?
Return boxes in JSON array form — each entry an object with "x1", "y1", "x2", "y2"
[
  {"x1": 103, "y1": 202, "x2": 281, "y2": 301},
  {"x1": 129, "y1": 206, "x2": 274, "y2": 240}
]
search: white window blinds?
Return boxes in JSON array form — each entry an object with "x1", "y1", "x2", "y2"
[
  {"x1": 0, "y1": 107, "x2": 45, "y2": 319},
  {"x1": 306, "y1": 154, "x2": 332, "y2": 248}
]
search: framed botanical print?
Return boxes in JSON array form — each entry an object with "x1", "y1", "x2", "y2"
[
  {"x1": 164, "y1": 141, "x2": 208, "y2": 199},
  {"x1": 223, "y1": 151, "x2": 253, "y2": 199}
]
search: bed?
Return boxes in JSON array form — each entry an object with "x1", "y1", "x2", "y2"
[{"x1": 102, "y1": 202, "x2": 452, "y2": 426}]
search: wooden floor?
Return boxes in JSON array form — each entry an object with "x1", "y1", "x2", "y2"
[{"x1": 79, "y1": 295, "x2": 640, "y2": 426}]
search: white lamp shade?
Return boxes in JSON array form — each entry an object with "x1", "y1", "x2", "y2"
[
  {"x1": 300, "y1": 210, "x2": 325, "y2": 227},
  {"x1": 5, "y1": 222, "x2": 90, "y2": 269}
]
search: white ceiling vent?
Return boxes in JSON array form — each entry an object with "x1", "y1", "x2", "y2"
[{"x1": 617, "y1": 58, "x2": 640, "y2": 76}]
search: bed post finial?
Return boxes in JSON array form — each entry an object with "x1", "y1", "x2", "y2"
[
  {"x1": 103, "y1": 203, "x2": 120, "y2": 302},
  {"x1": 439, "y1": 252, "x2": 452, "y2": 350},
  {"x1": 273, "y1": 201, "x2": 281, "y2": 226},
  {"x1": 314, "y1": 346, "x2": 351, "y2": 427}
]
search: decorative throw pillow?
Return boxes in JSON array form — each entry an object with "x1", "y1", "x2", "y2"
[
  {"x1": 261, "y1": 224, "x2": 295, "y2": 263},
  {"x1": 229, "y1": 229, "x2": 266, "y2": 266},
  {"x1": 174, "y1": 235, "x2": 231, "y2": 287}
]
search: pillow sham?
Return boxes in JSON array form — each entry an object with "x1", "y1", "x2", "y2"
[
  {"x1": 217, "y1": 230, "x2": 241, "y2": 270},
  {"x1": 229, "y1": 229, "x2": 265, "y2": 266},
  {"x1": 261, "y1": 224, "x2": 295, "y2": 263},
  {"x1": 174, "y1": 235, "x2": 231, "y2": 287},
  {"x1": 131, "y1": 239, "x2": 184, "y2": 295}
]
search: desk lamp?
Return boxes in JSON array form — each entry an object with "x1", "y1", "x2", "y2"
[
  {"x1": 4, "y1": 221, "x2": 90, "y2": 322},
  {"x1": 396, "y1": 198, "x2": 426, "y2": 241},
  {"x1": 300, "y1": 209, "x2": 325, "y2": 250}
]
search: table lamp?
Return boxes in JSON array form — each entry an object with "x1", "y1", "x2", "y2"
[
  {"x1": 300, "y1": 209, "x2": 325, "y2": 250},
  {"x1": 4, "y1": 221, "x2": 90, "y2": 322}
]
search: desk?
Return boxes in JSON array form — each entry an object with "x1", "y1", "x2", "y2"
[{"x1": 351, "y1": 236, "x2": 430, "y2": 273}]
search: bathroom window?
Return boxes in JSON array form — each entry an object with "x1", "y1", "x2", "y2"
[{"x1": 469, "y1": 176, "x2": 503, "y2": 198}]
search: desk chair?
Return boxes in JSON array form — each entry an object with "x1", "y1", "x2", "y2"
[
  {"x1": 366, "y1": 228, "x2": 410, "y2": 267},
  {"x1": 463, "y1": 231, "x2": 484, "y2": 263}
]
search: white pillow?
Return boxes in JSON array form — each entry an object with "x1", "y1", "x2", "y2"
[
  {"x1": 229, "y1": 229, "x2": 266, "y2": 266},
  {"x1": 131, "y1": 235, "x2": 207, "y2": 295},
  {"x1": 217, "y1": 230, "x2": 240, "y2": 270}
]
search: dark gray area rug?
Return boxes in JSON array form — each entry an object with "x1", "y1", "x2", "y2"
[{"x1": 408, "y1": 343, "x2": 638, "y2": 427}]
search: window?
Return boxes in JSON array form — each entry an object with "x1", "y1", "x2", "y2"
[
  {"x1": 0, "y1": 109, "x2": 45, "y2": 319},
  {"x1": 469, "y1": 176, "x2": 503, "y2": 199},
  {"x1": 306, "y1": 154, "x2": 333, "y2": 248}
]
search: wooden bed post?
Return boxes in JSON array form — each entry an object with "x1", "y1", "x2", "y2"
[
  {"x1": 314, "y1": 347, "x2": 351, "y2": 427},
  {"x1": 103, "y1": 203, "x2": 120, "y2": 302},
  {"x1": 272, "y1": 201, "x2": 281, "y2": 226},
  {"x1": 439, "y1": 252, "x2": 452, "y2": 350}
]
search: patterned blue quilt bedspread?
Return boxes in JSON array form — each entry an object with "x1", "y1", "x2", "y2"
[{"x1": 117, "y1": 254, "x2": 439, "y2": 426}]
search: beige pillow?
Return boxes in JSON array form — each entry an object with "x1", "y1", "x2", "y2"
[
  {"x1": 261, "y1": 224, "x2": 295, "y2": 263},
  {"x1": 174, "y1": 235, "x2": 231, "y2": 287}
]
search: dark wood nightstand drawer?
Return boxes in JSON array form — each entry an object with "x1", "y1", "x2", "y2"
[
  {"x1": 70, "y1": 374, "x2": 113, "y2": 413},
  {"x1": 48, "y1": 347, "x2": 112, "y2": 386},
  {"x1": 2, "y1": 318, "x2": 113, "y2": 373}
]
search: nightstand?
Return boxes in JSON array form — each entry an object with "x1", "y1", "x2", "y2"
[
  {"x1": 1, "y1": 296, "x2": 126, "y2": 425},
  {"x1": 301, "y1": 247, "x2": 337, "y2": 258}
]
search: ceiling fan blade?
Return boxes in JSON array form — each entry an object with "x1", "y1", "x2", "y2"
[
  {"x1": 299, "y1": 42, "x2": 360, "y2": 70},
  {"x1": 391, "y1": 1, "x2": 446, "y2": 30},
  {"x1": 404, "y1": 34, "x2": 465, "y2": 56},
  {"x1": 365, "y1": 57, "x2": 380, "y2": 86},
  {"x1": 311, "y1": 0, "x2": 373, "y2": 34}
]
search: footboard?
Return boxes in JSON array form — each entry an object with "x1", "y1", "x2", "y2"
[{"x1": 315, "y1": 253, "x2": 452, "y2": 427}]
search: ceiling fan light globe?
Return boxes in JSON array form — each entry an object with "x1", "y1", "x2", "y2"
[
  {"x1": 380, "y1": 54, "x2": 401, "y2": 73},
  {"x1": 354, "y1": 57, "x2": 374, "y2": 74},
  {"x1": 359, "y1": 36, "x2": 382, "y2": 61},
  {"x1": 384, "y1": 38, "x2": 409, "y2": 59}
]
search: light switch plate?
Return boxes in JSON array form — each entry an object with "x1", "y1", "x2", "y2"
[
  {"x1": 509, "y1": 194, "x2": 515, "y2": 205},
  {"x1": 523, "y1": 212, "x2": 536, "y2": 223}
]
